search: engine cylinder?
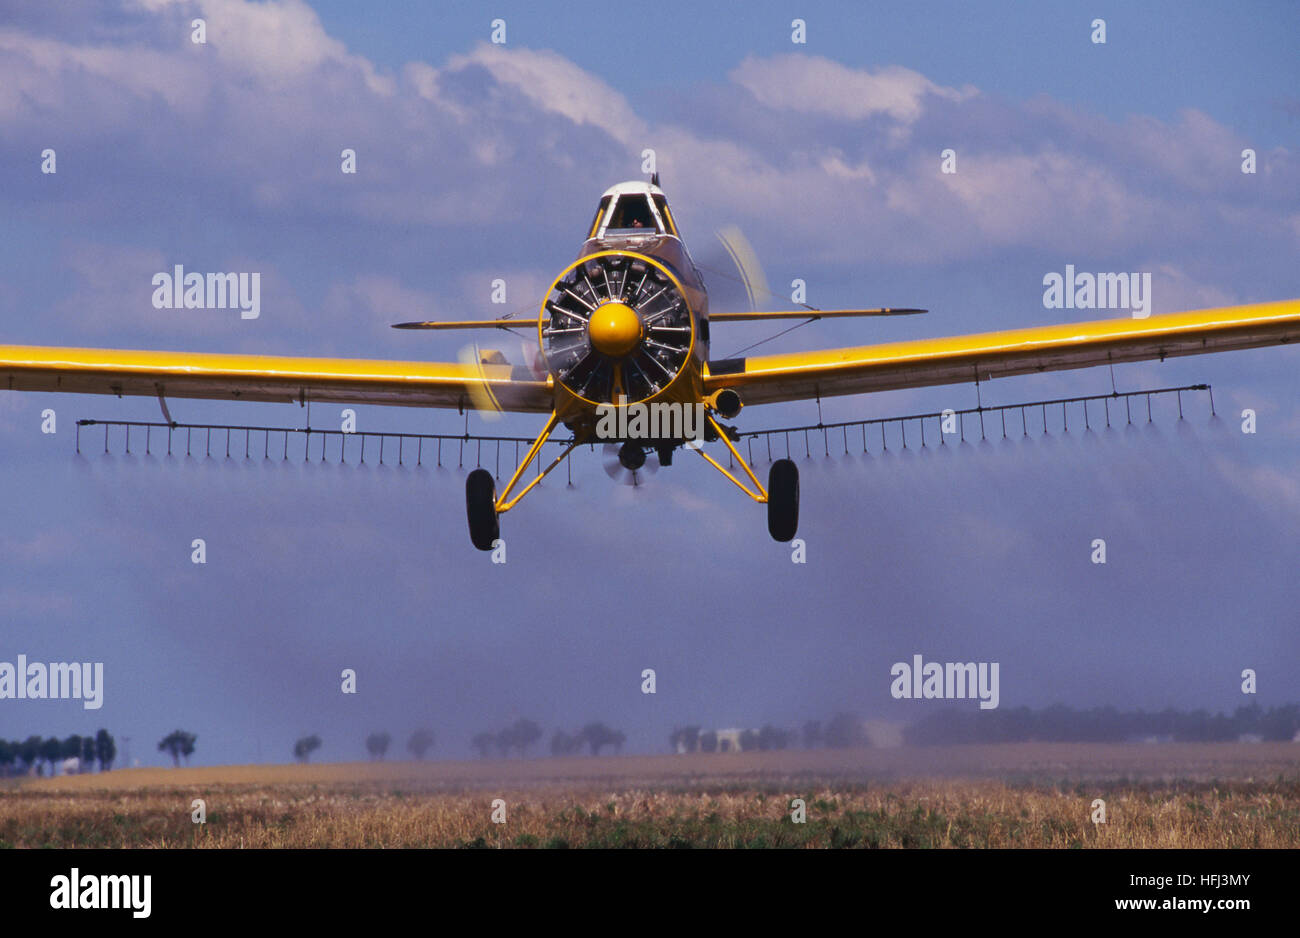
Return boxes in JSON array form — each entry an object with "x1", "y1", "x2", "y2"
[{"x1": 540, "y1": 252, "x2": 694, "y2": 405}]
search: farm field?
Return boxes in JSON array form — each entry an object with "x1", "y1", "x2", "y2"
[{"x1": 3, "y1": 743, "x2": 1298, "y2": 848}]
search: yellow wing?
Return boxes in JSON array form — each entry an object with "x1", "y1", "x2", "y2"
[
  {"x1": 709, "y1": 308, "x2": 925, "y2": 322},
  {"x1": 392, "y1": 319, "x2": 539, "y2": 330},
  {"x1": 0, "y1": 344, "x2": 553, "y2": 413},
  {"x1": 704, "y1": 299, "x2": 1300, "y2": 406}
]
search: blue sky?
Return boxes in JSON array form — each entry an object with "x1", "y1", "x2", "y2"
[
  {"x1": 308, "y1": 0, "x2": 1300, "y2": 141},
  {"x1": 0, "y1": 0, "x2": 1297, "y2": 766}
]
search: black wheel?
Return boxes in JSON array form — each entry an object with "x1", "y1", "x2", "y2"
[
  {"x1": 466, "y1": 469, "x2": 500, "y2": 551},
  {"x1": 767, "y1": 458, "x2": 799, "y2": 542}
]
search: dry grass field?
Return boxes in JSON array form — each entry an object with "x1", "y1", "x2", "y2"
[{"x1": 3, "y1": 743, "x2": 1297, "y2": 848}]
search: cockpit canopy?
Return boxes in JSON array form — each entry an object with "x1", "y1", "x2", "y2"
[{"x1": 588, "y1": 181, "x2": 678, "y2": 240}]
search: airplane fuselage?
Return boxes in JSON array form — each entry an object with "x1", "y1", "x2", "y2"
[{"x1": 539, "y1": 181, "x2": 711, "y2": 440}]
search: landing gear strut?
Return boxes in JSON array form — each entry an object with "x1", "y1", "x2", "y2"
[
  {"x1": 465, "y1": 411, "x2": 586, "y2": 551},
  {"x1": 690, "y1": 415, "x2": 800, "y2": 543}
]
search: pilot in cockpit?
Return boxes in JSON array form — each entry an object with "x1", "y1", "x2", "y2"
[{"x1": 611, "y1": 195, "x2": 656, "y2": 232}]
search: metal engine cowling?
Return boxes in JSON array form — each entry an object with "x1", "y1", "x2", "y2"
[{"x1": 539, "y1": 251, "x2": 694, "y2": 405}]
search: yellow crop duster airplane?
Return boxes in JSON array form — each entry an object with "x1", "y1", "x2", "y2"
[{"x1": 3, "y1": 177, "x2": 1300, "y2": 550}]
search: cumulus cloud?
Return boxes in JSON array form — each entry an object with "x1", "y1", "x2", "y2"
[
  {"x1": 730, "y1": 55, "x2": 977, "y2": 124},
  {"x1": 445, "y1": 43, "x2": 647, "y2": 146},
  {"x1": 36, "y1": 240, "x2": 311, "y2": 346}
]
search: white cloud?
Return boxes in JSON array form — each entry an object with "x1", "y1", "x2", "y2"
[
  {"x1": 1144, "y1": 265, "x2": 1236, "y2": 314},
  {"x1": 0, "y1": 30, "x2": 211, "y2": 120},
  {"x1": 1212, "y1": 453, "x2": 1300, "y2": 522},
  {"x1": 445, "y1": 43, "x2": 647, "y2": 146},
  {"x1": 730, "y1": 55, "x2": 976, "y2": 124},
  {"x1": 1, "y1": 1, "x2": 1295, "y2": 329},
  {"x1": 38, "y1": 240, "x2": 313, "y2": 344}
]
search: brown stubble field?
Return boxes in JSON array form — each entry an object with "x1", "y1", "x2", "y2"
[{"x1": 2, "y1": 743, "x2": 1297, "y2": 848}]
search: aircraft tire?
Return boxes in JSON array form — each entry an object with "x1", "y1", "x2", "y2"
[
  {"x1": 767, "y1": 458, "x2": 799, "y2": 542},
  {"x1": 466, "y1": 468, "x2": 500, "y2": 551}
]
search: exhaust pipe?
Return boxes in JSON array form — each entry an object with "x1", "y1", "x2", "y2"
[{"x1": 711, "y1": 388, "x2": 743, "y2": 419}]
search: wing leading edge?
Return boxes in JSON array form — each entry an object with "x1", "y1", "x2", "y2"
[
  {"x1": 704, "y1": 299, "x2": 1300, "y2": 406},
  {"x1": 0, "y1": 345, "x2": 553, "y2": 413},
  {"x1": 709, "y1": 308, "x2": 926, "y2": 322}
]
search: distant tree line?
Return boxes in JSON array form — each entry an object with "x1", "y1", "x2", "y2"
[
  {"x1": 669, "y1": 713, "x2": 868, "y2": 753},
  {"x1": 464, "y1": 719, "x2": 626, "y2": 758},
  {"x1": 0, "y1": 730, "x2": 117, "y2": 776},
  {"x1": 286, "y1": 729, "x2": 435, "y2": 763},
  {"x1": 800, "y1": 714, "x2": 871, "y2": 749},
  {"x1": 669, "y1": 725, "x2": 794, "y2": 753},
  {"x1": 469, "y1": 718, "x2": 539, "y2": 757},
  {"x1": 550, "y1": 722, "x2": 625, "y2": 756},
  {"x1": 905, "y1": 703, "x2": 1300, "y2": 745}
]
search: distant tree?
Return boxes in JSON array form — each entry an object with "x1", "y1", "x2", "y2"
[
  {"x1": 1231, "y1": 703, "x2": 1262, "y2": 739},
  {"x1": 758, "y1": 724, "x2": 790, "y2": 751},
  {"x1": 61, "y1": 734, "x2": 83, "y2": 770},
  {"x1": 669, "y1": 726, "x2": 701, "y2": 753},
  {"x1": 494, "y1": 719, "x2": 541, "y2": 757},
  {"x1": 0, "y1": 740, "x2": 13, "y2": 775},
  {"x1": 577, "y1": 723, "x2": 623, "y2": 756},
  {"x1": 470, "y1": 732, "x2": 495, "y2": 759},
  {"x1": 19, "y1": 736, "x2": 42, "y2": 773},
  {"x1": 94, "y1": 729, "x2": 116, "y2": 772},
  {"x1": 824, "y1": 713, "x2": 865, "y2": 749},
  {"x1": 81, "y1": 735, "x2": 96, "y2": 771},
  {"x1": 510, "y1": 719, "x2": 542, "y2": 757},
  {"x1": 898, "y1": 703, "x2": 1300, "y2": 746},
  {"x1": 1182, "y1": 708, "x2": 1210, "y2": 742},
  {"x1": 407, "y1": 729, "x2": 435, "y2": 760},
  {"x1": 738, "y1": 729, "x2": 759, "y2": 752},
  {"x1": 494, "y1": 726, "x2": 515, "y2": 757},
  {"x1": 1262, "y1": 704, "x2": 1300, "y2": 741},
  {"x1": 802, "y1": 721, "x2": 823, "y2": 749},
  {"x1": 158, "y1": 730, "x2": 197, "y2": 767},
  {"x1": 681, "y1": 726, "x2": 700, "y2": 752},
  {"x1": 40, "y1": 736, "x2": 63, "y2": 774},
  {"x1": 550, "y1": 730, "x2": 576, "y2": 756},
  {"x1": 365, "y1": 732, "x2": 391, "y2": 761},
  {"x1": 699, "y1": 730, "x2": 718, "y2": 753},
  {"x1": 293, "y1": 735, "x2": 322, "y2": 763}
]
